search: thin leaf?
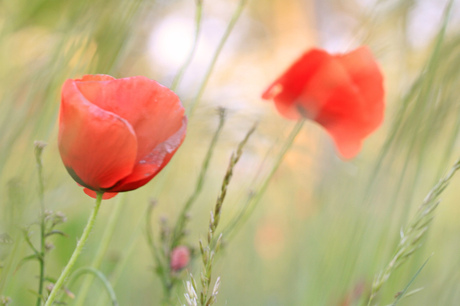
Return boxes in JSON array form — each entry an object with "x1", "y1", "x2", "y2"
[{"x1": 392, "y1": 255, "x2": 431, "y2": 305}]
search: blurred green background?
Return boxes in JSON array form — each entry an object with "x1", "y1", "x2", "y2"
[{"x1": 2, "y1": 0, "x2": 460, "y2": 305}]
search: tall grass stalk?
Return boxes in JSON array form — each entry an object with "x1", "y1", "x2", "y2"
[
  {"x1": 171, "y1": 0, "x2": 204, "y2": 92},
  {"x1": 364, "y1": 0, "x2": 454, "y2": 203},
  {"x1": 186, "y1": 123, "x2": 256, "y2": 306},
  {"x1": 145, "y1": 109, "x2": 227, "y2": 303},
  {"x1": 187, "y1": 0, "x2": 248, "y2": 116},
  {"x1": 368, "y1": 157, "x2": 460, "y2": 305},
  {"x1": 171, "y1": 108, "x2": 227, "y2": 248}
]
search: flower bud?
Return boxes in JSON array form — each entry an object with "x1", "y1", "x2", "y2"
[{"x1": 170, "y1": 246, "x2": 190, "y2": 271}]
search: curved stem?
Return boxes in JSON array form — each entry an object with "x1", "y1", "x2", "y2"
[
  {"x1": 74, "y1": 195, "x2": 125, "y2": 306},
  {"x1": 69, "y1": 267, "x2": 118, "y2": 306},
  {"x1": 44, "y1": 192, "x2": 103, "y2": 306}
]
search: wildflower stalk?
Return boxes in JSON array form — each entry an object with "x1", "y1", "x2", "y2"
[
  {"x1": 73, "y1": 195, "x2": 125, "y2": 306},
  {"x1": 224, "y1": 120, "x2": 304, "y2": 240},
  {"x1": 171, "y1": 0, "x2": 203, "y2": 92},
  {"x1": 368, "y1": 157, "x2": 460, "y2": 305},
  {"x1": 34, "y1": 141, "x2": 47, "y2": 306},
  {"x1": 187, "y1": 0, "x2": 248, "y2": 116},
  {"x1": 44, "y1": 192, "x2": 103, "y2": 306},
  {"x1": 171, "y1": 108, "x2": 227, "y2": 248},
  {"x1": 146, "y1": 200, "x2": 174, "y2": 304},
  {"x1": 144, "y1": 110, "x2": 227, "y2": 304},
  {"x1": 187, "y1": 123, "x2": 256, "y2": 306}
]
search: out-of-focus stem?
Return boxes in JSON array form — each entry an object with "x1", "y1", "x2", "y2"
[
  {"x1": 171, "y1": 0, "x2": 203, "y2": 92},
  {"x1": 74, "y1": 195, "x2": 125, "y2": 306},
  {"x1": 187, "y1": 0, "x2": 248, "y2": 117},
  {"x1": 368, "y1": 156, "x2": 460, "y2": 305},
  {"x1": 44, "y1": 192, "x2": 103, "y2": 306},
  {"x1": 95, "y1": 203, "x2": 149, "y2": 306},
  {"x1": 224, "y1": 120, "x2": 304, "y2": 240},
  {"x1": 171, "y1": 109, "x2": 226, "y2": 248},
  {"x1": 69, "y1": 267, "x2": 118, "y2": 306},
  {"x1": 145, "y1": 200, "x2": 173, "y2": 303}
]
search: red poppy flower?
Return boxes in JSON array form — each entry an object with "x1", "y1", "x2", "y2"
[
  {"x1": 58, "y1": 74, "x2": 187, "y2": 199},
  {"x1": 262, "y1": 46, "x2": 384, "y2": 159}
]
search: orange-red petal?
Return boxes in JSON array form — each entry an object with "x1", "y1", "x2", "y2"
[
  {"x1": 262, "y1": 47, "x2": 384, "y2": 159},
  {"x1": 59, "y1": 79, "x2": 138, "y2": 191},
  {"x1": 74, "y1": 76, "x2": 186, "y2": 192},
  {"x1": 110, "y1": 117, "x2": 187, "y2": 192},
  {"x1": 262, "y1": 49, "x2": 331, "y2": 120}
]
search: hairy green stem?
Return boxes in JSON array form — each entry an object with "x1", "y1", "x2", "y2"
[
  {"x1": 34, "y1": 141, "x2": 46, "y2": 306},
  {"x1": 145, "y1": 200, "x2": 172, "y2": 303},
  {"x1": 198, "y1": 123, "x2": 256, "y2": 305},
  {"x1": 187, "y1": 0, "x2": 248, "y2": 116},
  {"x1": 44, "y1": 192, "x2": 103, "y2": 306},
  {"x1": 74, "y1": 195, "x2": 125, "y2": 306}
]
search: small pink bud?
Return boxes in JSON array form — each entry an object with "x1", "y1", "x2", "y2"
[{"x1": 170, "y1": 246, "x2": 190, "y2": 271}]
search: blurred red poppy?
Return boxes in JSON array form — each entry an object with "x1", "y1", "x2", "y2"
[
  {"x1": 262, "y1": 46, "x2": 384, "y2": 159},
  {"x1": 59, "y1": 74, "x2": 187, "y2": 199}
]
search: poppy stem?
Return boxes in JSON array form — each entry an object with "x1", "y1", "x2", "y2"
[
  {"x1": 72, "y1": 194, "x2": 125, "y2": 306},
  {"x1": 44, "y1": 192, "x2": 104, "y2": 306}
]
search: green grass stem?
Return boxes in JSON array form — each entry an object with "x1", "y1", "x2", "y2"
[{"x1": 187, "y1": 0, "x2": 248, "y2": 117}]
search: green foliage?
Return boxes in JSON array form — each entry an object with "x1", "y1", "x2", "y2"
[{"x1": 2, "y1": 0, "x2": 460, "y2": 305}]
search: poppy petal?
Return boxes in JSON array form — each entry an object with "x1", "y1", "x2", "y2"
[
  {"x1": 298, "y1": 55, "x2": 354, "y2": 119},
  {"x1": 262, "y1": 47, "x2": 384, "y2": 159},
  {"x1": 59, "y1": 79, "x2": 138, "y2": 191},
  {"x1": 316, "y1": 83, "x2": 367, "y2": 159},
  {"x1": 75, "y1": 76, "x2": 185, "y2": 164},
  {"x1": 110, "y1": 117, "x2": 187, "y2": 192},
  {"x1": 337, "y1": 46, "x2": 385, "y2": 130},
  {"x1": 262, "y1": 49, "x2": 331, "y2": 120},
  {"x1": 77, "y1": 74, "x2": 116, "y2": 82}
]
